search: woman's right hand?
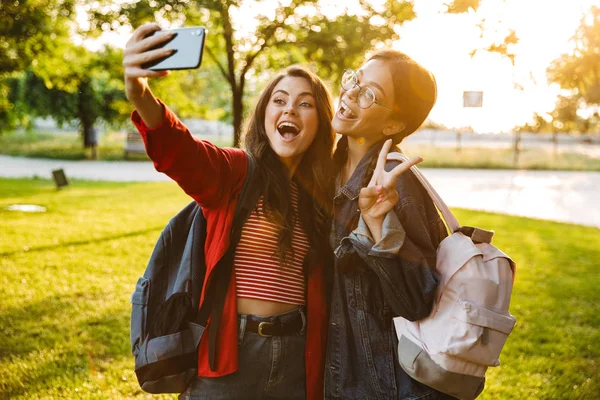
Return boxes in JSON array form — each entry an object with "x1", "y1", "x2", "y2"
[
  {"x1": 358, "y1": 139, "x2": 422, "y2": 242},
  {"x1": 122, "y1": 23, "x2": 175, "y2": 101}
]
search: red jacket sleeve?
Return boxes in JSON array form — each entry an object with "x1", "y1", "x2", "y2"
[{"x1": 131, "y1": 100, "x2": 247, "y2": 209}]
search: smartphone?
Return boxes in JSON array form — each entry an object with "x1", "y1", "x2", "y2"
[{"x1": 142, "y1": 26, "x2": 206, "y2": 71}]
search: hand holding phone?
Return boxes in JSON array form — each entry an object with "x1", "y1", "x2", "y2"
[
  {"x1": 141, "y1": 26, "x2": 206, "y2": 71},
  {"x1": 123, "y1": 24, "x2": 206, "y2": 127}
]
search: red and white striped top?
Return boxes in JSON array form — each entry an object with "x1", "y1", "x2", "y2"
[{"x1": 234, "y1": 183, "x2": 309, "y2": 305}]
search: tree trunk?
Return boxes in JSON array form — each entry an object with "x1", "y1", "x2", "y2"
[
  {"x1": 232, "y1": 75, "x2": 246, "y2": 148},
  {"x1": 513, "y1": 131, "x2": 522, "y2": 167},
  {"x1": 78, "y1": 79, "x2": 99, "y2": 159},
  {"x1": 232, "y1": 87, "x2": 244, "y2": 148}
]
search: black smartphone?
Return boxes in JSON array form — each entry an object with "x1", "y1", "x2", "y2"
[{"x1": 142, "y1": 26, "x2": 206, "y2": 71}]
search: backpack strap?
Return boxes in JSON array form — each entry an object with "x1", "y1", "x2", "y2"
[
  {"x1": 204, "y1": 151, "x2": 261, "y2": 370},
  {"x1": 457, "y1": 226, "x2": 494, "y2": 244},
  {"x1": 387, "y1": 152, "x2": 461, "y2": 232},
  {"x1": 387, "y1": 153, "x2": 495, "y2": 244}
]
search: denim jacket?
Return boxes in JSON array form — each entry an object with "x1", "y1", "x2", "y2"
[{"x1": 325, "y1": 143, "x2": 455, "y2": 400}]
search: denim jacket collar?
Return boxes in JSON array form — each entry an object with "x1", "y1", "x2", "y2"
[{"x1": 338, "y1": 140, "x2": 384, "y2": 201}]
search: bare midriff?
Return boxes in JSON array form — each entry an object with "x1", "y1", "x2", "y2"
[{"x1": 237, "y1": 297, "x2": 301, "y2": 317}]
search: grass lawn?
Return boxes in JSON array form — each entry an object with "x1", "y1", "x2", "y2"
[
  {"x1": 401, "y1": 143, "x2": 600, "y2": 171},
  {"x1": 0, "y1": 178, "x2": 598, "y2": 399},
  {"x1": 0, "y1": 131, "x2": 231, "y2": 162},
  {"x1": 2, "y1": 130, "x2": 600, "y2": 171}
]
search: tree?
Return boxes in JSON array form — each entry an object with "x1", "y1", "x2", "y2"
[
  {"x1": 547, "y1": 6, "x2": 600, "y2": 133},
  {"x1": 20, "y1": 43, "x2": 128, "y2": 158},
  {"x1": 0, "y1": 0, "x2": 76, "y2": 131},
  {"x1": 0, "y1": 0, "x2": 75, "y2": 74},
  {"x1": 444, "y1": 0, "x2": 481, "y2": 14},
  {"x1": 84, "y1": 0, "x2": 417, "y2": 147},
  {"x1": 513, "y1": 113, "x2": 552, "y2": 134}
]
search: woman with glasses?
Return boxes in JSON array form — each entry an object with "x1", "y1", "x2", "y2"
[{"x1": 325, "y1": 50, "x2": 456, "y2": 399}]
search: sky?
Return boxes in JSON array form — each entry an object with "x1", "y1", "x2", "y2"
[{"x1": 79, "y1": 0, "x2": 599, "y2": 133}]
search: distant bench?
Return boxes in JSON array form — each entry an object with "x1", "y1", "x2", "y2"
[{"x1": 125, "y1": 131, "x2": 146, "y2": 159}]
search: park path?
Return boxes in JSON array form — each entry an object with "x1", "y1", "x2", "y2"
[{"x1": 1, "y1": 154, "x2": 599, "y2": 228}]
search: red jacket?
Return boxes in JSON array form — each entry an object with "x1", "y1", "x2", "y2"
[{"x1": 132, "y1": 102, "x2": 328, "y2": 399}]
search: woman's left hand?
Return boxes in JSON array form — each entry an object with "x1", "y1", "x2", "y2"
[{"x1": 359, "y1": 139, "x2": 423, "y2": 222}]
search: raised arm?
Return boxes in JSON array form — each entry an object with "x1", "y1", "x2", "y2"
[
  {"x1": 123, "y1": 23, "x2": 174, "y2": 128},
  {"x1": 123, "y1": 23, "x2": 247, "y2": 208}
]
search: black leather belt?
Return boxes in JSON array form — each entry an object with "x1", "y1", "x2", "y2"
[{"x1": 244, "y1": 312, "x2": 304, "y2": 337}]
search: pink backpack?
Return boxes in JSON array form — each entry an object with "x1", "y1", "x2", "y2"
[{"x1": 388, "y1": 153, "x2": 516, "y2": 400}]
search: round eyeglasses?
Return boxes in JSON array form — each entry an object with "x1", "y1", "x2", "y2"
[{"x1": 341, "y1": 69, "x2": 393, "y2": 111}]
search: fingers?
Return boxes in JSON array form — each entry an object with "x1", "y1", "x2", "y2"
[
  {"x1": 368, "y1": 139, "x2": 422, "y2": 194},
  {"x1": 124, "y1": 66, "x2": 170, "y2": 79},
  {"x1": 361, "y1": 185, "x2": 392, "y2": 205},
  {"x1": 124, "y1": 24, "x2": 176, "y2": 79},
  {"x1": 388, "y1": 156, "x2": 423, "y2": 181},
  {"x1": 375, "y1": 139, "x2": 392, "y2": 175},
  {"x1": 125, "y1": 23, "x2": 161, "y2": 48},
  {"x1": 124, "y1": 47, "x2": 175, "y2": 69},
  {"x1": 140, "y1": 31, "x2": 175, "y2": 54},
  {"x1": 134, "y1": 23, "x2": 162, "y2": 42},
  {"x1": 368, "y1": 139, "x2": 392, "y2": 186},
  {"x1": 360, "y1": 185, "x2": 382, "y2": 200},
  {"x1": 124, "y1": 31, "x2": 174, "y2": 58}
]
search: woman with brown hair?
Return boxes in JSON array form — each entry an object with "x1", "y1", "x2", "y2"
[{"x1": 124, "y1": 23, "x2": 335, "y2": 399}]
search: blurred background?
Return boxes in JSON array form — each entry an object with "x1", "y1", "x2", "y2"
[
  {"x1": 1, "y1": 0, "x2": 600, "y2": 165},
  {"x1": 1, "y1": 1, "x2": 599, "y2": 399}
]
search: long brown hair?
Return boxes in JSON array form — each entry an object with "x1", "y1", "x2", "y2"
[{"x1": 244, "y1": 66, "x2": 335, "y2": 266}]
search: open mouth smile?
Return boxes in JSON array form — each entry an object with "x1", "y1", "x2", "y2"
[
  {"x1": 277, "y1": 121, "x2": 301, "y2": 140},
  {"x1": 337, "y1": 100, "x2": 357, "y2": 119}
]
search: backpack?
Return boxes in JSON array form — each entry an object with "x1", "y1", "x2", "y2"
[
  {"x1": 388, "y1": 153, "x2": 516, "y2": 400},
  {"x1": 129, "y1": 153, "x2": 259, "y2": 394}
]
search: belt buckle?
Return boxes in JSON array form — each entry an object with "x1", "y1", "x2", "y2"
[{"x1": 257, "y1": 321, "x2": 274, "y2": 337}]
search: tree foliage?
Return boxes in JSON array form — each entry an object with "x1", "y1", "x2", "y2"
[
  {"x1": 13, "y1": 43, "x2": 128, "y2": 146},
  {"x1": 543, "y1": 6, "x2": 600, "y2": 134},
  {"x1": 290, "y1": 0, "x2": 416, "y2": 85},
  {"x1": 513, "y1": 95, "x2": 599, "y2": 134},
  {"x1": 444, "y1": 0, "x2": 481, "y2": 14},
  {"x1": 548, "y1": 6, "x2": 600, "y2": 106},
  {"x1": 0, "y1": 0, "x2": 76, "y2": 130},
  {"x1": 84, "y1": 0, "x2": 417, "y2": 147},
  {"x1": 0, "y1": 0, "x2": 75, "y2": 74}
]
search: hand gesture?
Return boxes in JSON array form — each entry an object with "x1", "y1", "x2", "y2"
[
  {"x1": 358, "y1": 139, "x2": 423, "y2": 222},
  {"x1": 123, "y1": 23, "x2": 175, "y2": 101}
]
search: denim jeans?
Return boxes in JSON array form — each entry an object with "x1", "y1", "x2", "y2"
[{"x1": 179, "y1": 307, "x2": 307, "y2": 400}]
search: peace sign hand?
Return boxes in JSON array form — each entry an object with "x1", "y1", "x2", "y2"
[{"x1": 359, "y1": 139, "x2": 423, "y2": 222}]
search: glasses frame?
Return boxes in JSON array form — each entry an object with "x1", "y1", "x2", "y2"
[{"x1": 341, "y1": 69, "x2": 393, "y2": 111}]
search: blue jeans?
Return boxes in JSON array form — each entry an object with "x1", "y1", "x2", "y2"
[{"x1": 179, "y1": 307, "x2": 307, "y2": 400}]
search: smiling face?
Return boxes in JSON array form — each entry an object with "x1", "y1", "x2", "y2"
[
  {"x1": 264, "y1": 76, "x2": 319, "y2": 172},
  {"x1": 333, "y1": 59, "x2": 400, "y2": 147}
]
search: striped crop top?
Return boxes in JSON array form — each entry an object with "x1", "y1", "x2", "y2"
[{"x1": 234, "y1": 182, "x2": 309, "y2": 305}]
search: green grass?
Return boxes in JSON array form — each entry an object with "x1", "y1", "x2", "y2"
[
  {"x1": 0, "y1": 131, "x2": 232, "y2": 161},
  {"x1": 401, "y1": 144, "x2": 600, "y2": 171},
  {"x1": 0, "y1": 178, "x2": 599, "y2": 399}
]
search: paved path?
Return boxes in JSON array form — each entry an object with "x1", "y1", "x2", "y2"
[{"x1": 1, "y1": 155, "x2": 599, "y2": 228}]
